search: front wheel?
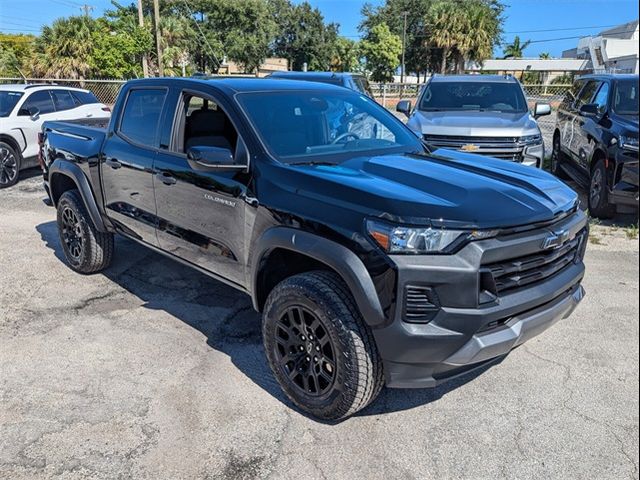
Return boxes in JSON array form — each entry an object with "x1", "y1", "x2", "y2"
[
  {"x1": 0, "y1": 141, "x2": 20, "y2": 189},
  {"x1": 588, "y1": 159, "x2": 615, "y2": 219},
  {"x1": 262, "y1": 271, "x2": 384, "y2": 421},
  {"x1": 57, "y1": 190, "x2": 114, "y2": 273}
]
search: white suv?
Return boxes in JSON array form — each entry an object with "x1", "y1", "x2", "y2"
[{"x1": 0, "y1": 84, "x2": 111, "y2": 188}]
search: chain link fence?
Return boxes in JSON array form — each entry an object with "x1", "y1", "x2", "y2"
[
  {"x1": 371, "y1": 82, "x2": 573, "y2": 153},
  {"x1": 0, "y1": 78, "x2": 126, "y2": 106}
]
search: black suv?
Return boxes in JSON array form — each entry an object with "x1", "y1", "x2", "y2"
[
  {"x1": 552, "y1": 74, "x2": 639, "y2": 218},
  {"x1": 41, "y1": 78, "x2": 586, "y2": 420},
  {"x1": 268, "y1": 71, "x2": 373, "y2": 97}
]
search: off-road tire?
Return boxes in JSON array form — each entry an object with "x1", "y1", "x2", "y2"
[
  {"x1": 263, "y1": 270, "x2": 384, "y2": 421},
  {"x1": 0, "y1": 141, "x2": 21, "y2": 189},
  {"x1": 57, "y1": 189, "x2": 114, "y2": 273},
  {"x1": 588, "y1": 159, "x2": 615, "y2": 219},
  {"x1": 550, "y1": 133, "x2": 570, "y2": 180}
]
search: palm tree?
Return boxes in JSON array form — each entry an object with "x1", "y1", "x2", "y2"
[
  {"x1": 33, "y1": 16, "x2": 95, "y2": 80},
  {"x1": 428, "y1": 1, "x2": 464, "y2": 74},
  {"x1": 455, "y1": 1, "x2": 499, "y2": 73},
  {"x1": 539, "y1": 52, "x2": 551, "y2": 59},
  {"x1": 502, "y1": 36, "x2": 531, "y2": 59}
]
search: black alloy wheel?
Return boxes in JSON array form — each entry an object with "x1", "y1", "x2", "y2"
[
  {"x1": 274, "y1": 305, "x2": 336, "y2": 396},
  {"x1": 0, "y1": 143, "x2": 19, "y2": 188},
  {"x1": 60, "y1": 205, "x2": 85, "y2": 261}
]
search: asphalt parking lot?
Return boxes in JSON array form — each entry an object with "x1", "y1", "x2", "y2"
[{"x1": 1, "y1": 171, "x2": 638, "y2": 480}]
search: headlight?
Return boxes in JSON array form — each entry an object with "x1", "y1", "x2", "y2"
[
  {"x1": 520, "y1": 134, "x2": 543, "y2": 145},
  {"x1": 619, "y1": 135, "x2": 639, "y2": 151},
  {"x1": 366, "y1": 220, "x2": 498, "y2": 254}
]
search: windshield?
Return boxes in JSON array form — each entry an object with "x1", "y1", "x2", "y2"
[
  {"x1": 0, "y1": 91, "x2": 23, "y2": 117},
  {"x1": 613, "y1": 79, "x2": 639, "y2": 115},
  {"x1": 419, "y1": 81, "x2": 528, "y2": 113},
  {"x1": 237, "y1": 90, "x2": 423, "y2": 163}
]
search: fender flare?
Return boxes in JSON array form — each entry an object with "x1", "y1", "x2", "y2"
[
  {"x1": 252, "y1": 227, "x2": 387, "y2": 327},
  {"x1": 49, "y1": 159, "x2": 107, "y2": 232}
]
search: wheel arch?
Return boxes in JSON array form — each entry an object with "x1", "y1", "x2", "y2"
[
  {"x1": 0, "y1": 133, "x2": 23, "y2": 160},
  {"x1": 49, "y1": 160, "x2": 107, "y2": 232},
  {"x1": 251, "y1": 227, "x2": 387, "y2": 327}
]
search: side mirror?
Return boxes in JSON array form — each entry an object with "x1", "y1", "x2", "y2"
[
  {"x1": 533, "y1": 103, "x2": 551, "y2": 118},
  {"x1": 186, "y1": 146, "x2": 243, "y2": 170},
  {"x1": 396, "y1": 100, "x2": 412, "y2": 117},
  {"x1": 579, "y1": 103, "x2": 600, "y2": 117},
  {"x1": 28, "y1": 106, "x2": 40, "y2": 120}
]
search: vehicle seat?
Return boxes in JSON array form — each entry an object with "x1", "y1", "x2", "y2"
[
  {"x1": 185, "y1": 108, "x2": 232, "y2": 151},
  {"x1": 265, "y1": 106, "x2": 327, "y2": 156}
]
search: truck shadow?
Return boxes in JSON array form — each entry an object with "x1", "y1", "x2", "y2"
[{"x1": 36, "y1": 220, "x2": 499, "y2": 422}]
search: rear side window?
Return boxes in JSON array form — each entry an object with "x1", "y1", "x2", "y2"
[
  {"x1": 51, "y1": 90, "x2": 77, "y2": 111},
  {"x1": 70, "y1": 90, "x2": 100, "y2": 105},
  {"x1": 118, "y1": 89, "x2": 167, "y2": 146},
  {"x1": 20, "y1": 90, "x2": 55, "y2": 115}
]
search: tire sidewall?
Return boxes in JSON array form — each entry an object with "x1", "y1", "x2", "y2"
[
  {"x1": 263, "y1": 281, "x2": 357, "y2": 418},
  {"x1": 56, "y1": 192, "x2": 93, "y2": 271},
  {"x1": 0, "y1": 141, "x2": 21, "y2": 189},
  {"x1": 588, "y1": 160, "x2": 613, "y2": 217}
]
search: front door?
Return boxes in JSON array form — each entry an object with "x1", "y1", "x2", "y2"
[
  {"x1": 100, "y1": 87, "x2": 168, "y2": 246},
  {"x1": 570, "y1": 80, "x2": 600, "y2": 169},
  {"x1": 153, "y1": 90, "x2": 250, "y2": 287}
]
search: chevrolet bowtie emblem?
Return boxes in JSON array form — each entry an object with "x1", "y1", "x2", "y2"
[
  {"x1": 460, "y1": 144, "x2": 480, "y2": 152},
  {"x1": 542, "y1": 229, "x2": 571, "y2": 250}
]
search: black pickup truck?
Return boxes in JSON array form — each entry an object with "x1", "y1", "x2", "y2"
[{"x1": 41, "y1": 77, "x2": 587, "y2": 420}]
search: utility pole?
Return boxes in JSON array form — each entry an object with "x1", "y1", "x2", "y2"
[
  {"x1": 153, "y1": 0, "x2": 164, "y2": 77},
  {"x1": 137, "y1": 0, "x2": 149, "y2": 78},
  {"x1": 401, "y1": 11, "x2": 408, "y2": 84},
  {"x1": 80, "y1": 4, "x2": 94, "y2": 17}
]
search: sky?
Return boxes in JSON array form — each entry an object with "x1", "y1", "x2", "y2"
[{"x1": 0, "y1": 0, "x2": 639, "y2": 58}]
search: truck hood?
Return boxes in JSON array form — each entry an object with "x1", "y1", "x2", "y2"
[
  {"x1": 407, "y1": 110, "x2": 540, "y2": 137},
  {"x1": 283, "y1": 150, "x2": 577, "y2": 229}
]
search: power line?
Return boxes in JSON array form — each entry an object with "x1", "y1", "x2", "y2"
[
  {"x1": 505, "y1": 24, "x2": 623, "y2": 34},
  {"x1": 181, "y1": 0, "x2": 222, "y2": 70}
]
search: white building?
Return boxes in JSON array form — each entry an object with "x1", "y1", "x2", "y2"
[
  {"x1": 562, "y1": 20, "x2": 639, "y2": 74},
  {"x1": 466, "y1": 58, "x2": 590, "y2": 84}
]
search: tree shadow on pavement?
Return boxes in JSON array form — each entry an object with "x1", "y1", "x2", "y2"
[{"x1": 37, "y1": 220, "x2": 501, "y2": 422}]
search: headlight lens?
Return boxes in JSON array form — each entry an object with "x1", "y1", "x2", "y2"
[
  {"x1": 367, "y1": 220, "x2": 498, "y2": 254},
  {"x1": 520, "y1": 134, "x2": 543, "y2": 145},
  {"x1": 619, "y1": 135, "x2": 639, "y2": 151}
]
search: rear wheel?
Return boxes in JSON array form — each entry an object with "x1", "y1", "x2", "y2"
[
  {"x1": 262, "y1": 271, "x2": 384, "y2": 421},
  {"x1": 57, "y1": 190, "x2": 114, "y2": 273},
  {"x1": 0, "y1": 141, "x2": 20, "y2": 189},
  {"x1": 588, "y1": 159, "x2": 615, "y2": 219},
  {"x1": 550, "y1": 133, "x2": 570, "y2": 180}
]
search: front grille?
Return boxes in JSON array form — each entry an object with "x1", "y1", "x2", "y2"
[
  {"x1": 424, "y1": 134, "x2": 525, "y2": 162},
  {"x1": 481, "y1": 229, "x2": 586, "y2": 296},
  {"x1": 403, "y1": 286, "x2": 440, "y2": 323}
]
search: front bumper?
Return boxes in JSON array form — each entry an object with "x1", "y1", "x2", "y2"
[
  {"x1": 372, "y1": 211, "x2": 587, "y2": 388},
  {"x1": 611, "y1": 148, "x2": 639, "y2": 209}
]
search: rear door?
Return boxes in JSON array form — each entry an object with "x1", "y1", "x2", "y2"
[
  {"x1": 570, "y1": 79, "x2": 600, "y2": 165},
  {"x1": 100, "y1": 87, "x2": 168, "y2": 246},
  {"x1": 51, "y1": 89, "x2": 110, "y2": 121},
  {"x1": 153, "y1": 87, "x2": 250, "y2": 287}
]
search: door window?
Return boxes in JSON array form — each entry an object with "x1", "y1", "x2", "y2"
[
  {"x1": 575, "y1": 81, "x2": 600, "y2": 110},
  {"x1": 177, "y1": 93, "x2": 238, "y2": 155},
  {"x1": 118, "y1": 89, "x2": 167, "y2": 146},
  {"x1": 592, "y1": 82, "x2": 610, "y2": 113},
  {"x1": 561, "y1": 80, "x2": 585, "y2": 110},
  {"x1": 51, "y1": 90, "x2": 77, "y2": 111},
  {"x1": 20, "y1": 90, "x2": 55, "y2": 115}
]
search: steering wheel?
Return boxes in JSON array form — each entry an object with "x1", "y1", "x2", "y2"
[{"x1": 332, "y1": 132, "x2": 360, "y2": 144}]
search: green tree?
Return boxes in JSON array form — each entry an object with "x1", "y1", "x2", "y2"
[
  {"x1": 539, "y1": 52, "x2": 551, "y2": 59},
  {"x1": 503, "y1": 35, "x2": 531, "y2": 59},
  {"x1": 359, "y1": 23, "x2": 401, "y2": 82},
  {"x1": 270, "y1": 0, "x2": 339, "y2": 71},
  {"x1": 331, "y1": 37, "x2": 361, "y2": 72},
  {"x1": 0, "y1": 43, "x2": 21, "y2": 77}
]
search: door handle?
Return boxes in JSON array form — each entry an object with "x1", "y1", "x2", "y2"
[
  {"x1": 156, "y1": 172, "x2": 177, "y2": 185},
  {"x1": 105, "y1": 158, "x2": 122, "y2": 169}
]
